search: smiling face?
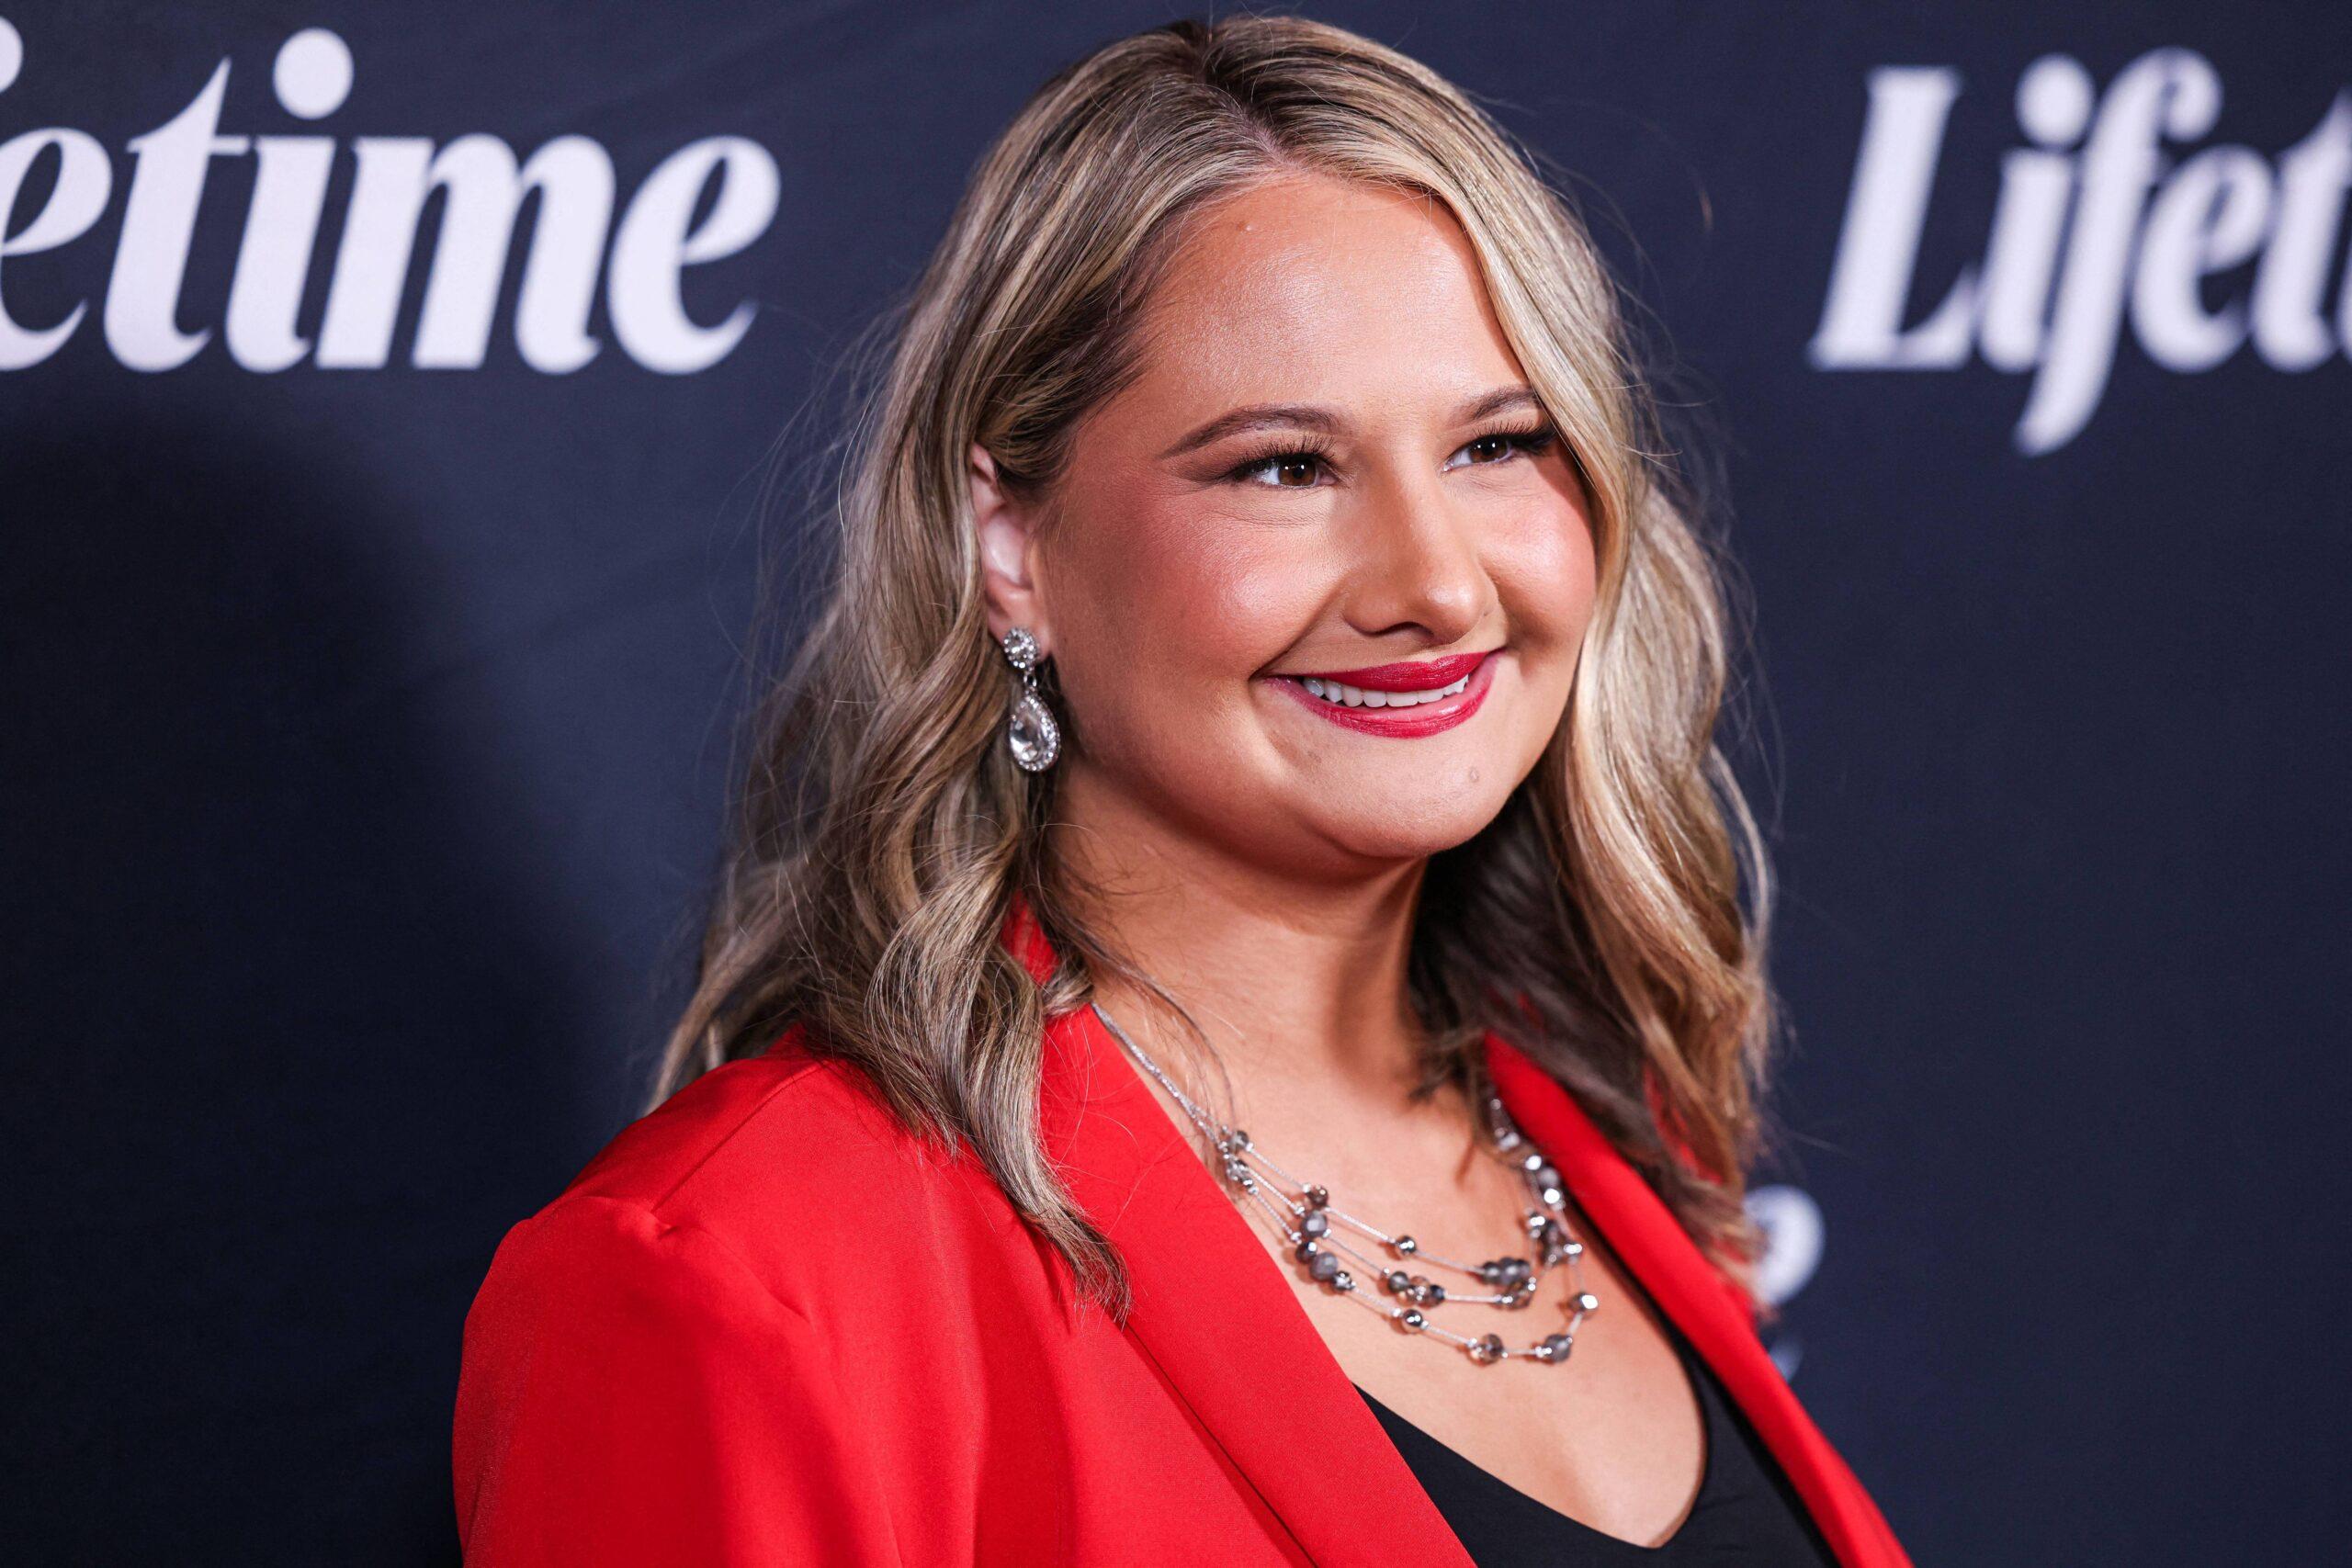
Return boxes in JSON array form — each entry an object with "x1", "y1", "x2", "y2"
[{"x1": 973, "y1": 172, "x2": 1600, "y2": 880}]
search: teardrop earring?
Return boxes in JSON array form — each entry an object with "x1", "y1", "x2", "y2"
[{"x1": 999, "y1": 626, "x2": 1060, "y2": 773}]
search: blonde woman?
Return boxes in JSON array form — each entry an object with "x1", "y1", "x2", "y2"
[{"x1": 454, "y1": 15, "x2": 1910, "y2": 1566}]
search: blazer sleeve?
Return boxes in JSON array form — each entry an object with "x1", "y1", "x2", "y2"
[{"x1": 453, "y1": 1192, "x2": 899, "y2": 1565}]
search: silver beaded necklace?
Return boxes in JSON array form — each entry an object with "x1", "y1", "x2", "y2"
[{"x1": 1091, "y1": 1001, "x2": 1600, "y2": 1367}]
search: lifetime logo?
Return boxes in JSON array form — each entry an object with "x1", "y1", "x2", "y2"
[
  {"x1": 1815, "y1": 48, "x2": 2352, "y2": 455},
  {"x1": 0, "y1": 17, "x2": 779, "y2": 374}
]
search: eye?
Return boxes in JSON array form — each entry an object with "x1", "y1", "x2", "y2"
[
  {"x1": 1453, "y1": 423, "x2": 1561, "y2": 468},
  {"x1": 1220, "y1": 423, "x2": 1562, "y2": 489},
  {"x1": 1226, "y1": 443, "x2": 1335, "y2": 490}
]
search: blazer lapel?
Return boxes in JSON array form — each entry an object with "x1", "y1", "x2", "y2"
[
  {"x1": 1010, "y1": 900, "x2": 1474, "y2": 1566},
  {"x1": 1004, "y1": 897, "x2": 1905, "y2": 1568},
  {"x1": 1484, "y1": 1033, "x2": 1912, "y2": 1568}
]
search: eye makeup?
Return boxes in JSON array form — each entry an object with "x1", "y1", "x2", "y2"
[{"x1": 1222, "y1": 422, "x2": 1561, "y2": 488}]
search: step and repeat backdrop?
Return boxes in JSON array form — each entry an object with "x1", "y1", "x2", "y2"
[{"x1": 3, "y1": 2, "x2": 2343, "y2": 1562}]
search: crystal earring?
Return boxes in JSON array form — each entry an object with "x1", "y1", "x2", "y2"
[{"x1": 999, "y1": 626, "x2": 1060, "y2": 773}]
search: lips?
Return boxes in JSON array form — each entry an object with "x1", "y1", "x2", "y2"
[
  {"x1": 1295, "y1": 650, "x2": 1489, "y2": 692},
  {"x1": 1270, "y1": 649, "x2": 1499, "y2": 738}
]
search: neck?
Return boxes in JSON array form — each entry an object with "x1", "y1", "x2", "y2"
[{"x1": 1046, "y1": 764, "x2": 1434, "y2": 1103}]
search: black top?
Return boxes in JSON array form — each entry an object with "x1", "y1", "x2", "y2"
[{"x1": 1354, "y1": 1314, "x2": 1840, "y2": 1566}]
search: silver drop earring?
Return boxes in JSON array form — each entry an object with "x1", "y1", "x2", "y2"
[{"x1": 999, "y1": 626, "x2": 1060, "y2": 773}]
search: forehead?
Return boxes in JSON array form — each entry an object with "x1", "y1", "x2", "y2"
[{"x1": 1126, "y1": 173, "x2": 1526, "y2": 412}]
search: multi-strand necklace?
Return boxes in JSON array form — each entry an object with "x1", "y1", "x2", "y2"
[{"x1": 1091, "y1": 1002, "x2": 1600, "y2": 1367}]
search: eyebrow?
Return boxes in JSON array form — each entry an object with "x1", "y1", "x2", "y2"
[{"x1": 1156, "y1": 384, "x2": 1545, "y2": 461}]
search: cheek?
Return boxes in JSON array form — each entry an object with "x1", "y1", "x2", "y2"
[
  {"x1": 1496, "y1": 500, "x2": 1600, "y2": 648},
  {"x1": 1049, "y1": 508, "x2": 1326, "y2": 740},
  {"x1": 1069, "y1": 511, "x2": 1321, "y2": 680}
]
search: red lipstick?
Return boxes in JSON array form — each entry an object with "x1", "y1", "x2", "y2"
[
  {"x1": 1270, "y1": 649, "x2": 1499, "y2": 739},
  {"x1": 1294, "y1": 650, "x2": 1489, "y2": 692}
]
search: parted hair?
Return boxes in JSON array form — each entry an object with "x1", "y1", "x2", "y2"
[{"x1": 650, "y1": 11, "x2": 1781, "y2": 1320}]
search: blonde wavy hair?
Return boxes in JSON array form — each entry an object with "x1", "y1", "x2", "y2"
[{"x1": 651, "y1": 12, "x2": 1781, "y2": 1320}]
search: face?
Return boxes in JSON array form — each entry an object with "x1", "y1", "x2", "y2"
[{"x1": 974, "y1": 173, "x2": 1599, "y2": 879}]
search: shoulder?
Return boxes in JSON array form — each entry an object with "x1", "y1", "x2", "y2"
[
  {"x1": 477, "y1": 1031, "x2": 1027, "y2": 1327},
  {"x1": 455, "y1": 1035, "x2": 1091, "y2": 1561},
  {"x1": 454, "y1": 1037, "x2": 939, "y2": 1560},
  {"x1": 553, "y1": 1034, "x2": 920, "y2": 1217}
]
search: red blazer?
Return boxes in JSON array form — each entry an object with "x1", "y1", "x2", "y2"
[{"x1": 453, "y1": 899, "x2": 1911, "y2": 1566}]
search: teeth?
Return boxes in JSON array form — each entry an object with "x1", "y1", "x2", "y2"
[{"x1": 1300, "y1": 673, "x2": 1472, "y2": 708}]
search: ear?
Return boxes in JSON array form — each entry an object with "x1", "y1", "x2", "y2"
[{"x1": 968, "y1": 442, "x2": 1050, "y2": 654}]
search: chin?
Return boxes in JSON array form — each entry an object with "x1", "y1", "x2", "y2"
[{"x1": 1317, "y1": 790, "x2": 1513, "y2": 862}]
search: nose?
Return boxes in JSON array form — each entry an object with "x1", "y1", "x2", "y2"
[{"x1": 1340, "y1": 469, "x2": 1492, "y2": 648}]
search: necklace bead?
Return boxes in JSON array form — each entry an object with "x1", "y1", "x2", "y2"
[{"x1": 1091, "y1": 1001, "x2": 1603, "y2": 1369}]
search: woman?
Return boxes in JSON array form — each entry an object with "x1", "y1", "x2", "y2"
[{"x1": 453, "y1": 15, "x2": 1910, "y2": 1566}]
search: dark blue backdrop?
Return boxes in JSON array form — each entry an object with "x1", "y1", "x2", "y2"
[{"x1": 4, "y1": 3, "x2": 2344, "y2": 1562}]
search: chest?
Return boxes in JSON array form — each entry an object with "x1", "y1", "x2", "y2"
[{"x1": 1270, "y1": 1186, "x2": 1711, "y2": 1548}]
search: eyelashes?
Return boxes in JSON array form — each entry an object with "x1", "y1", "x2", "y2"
[{"x1": 1223, "y1": 423, "x2": 1563, "y2": 489}]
